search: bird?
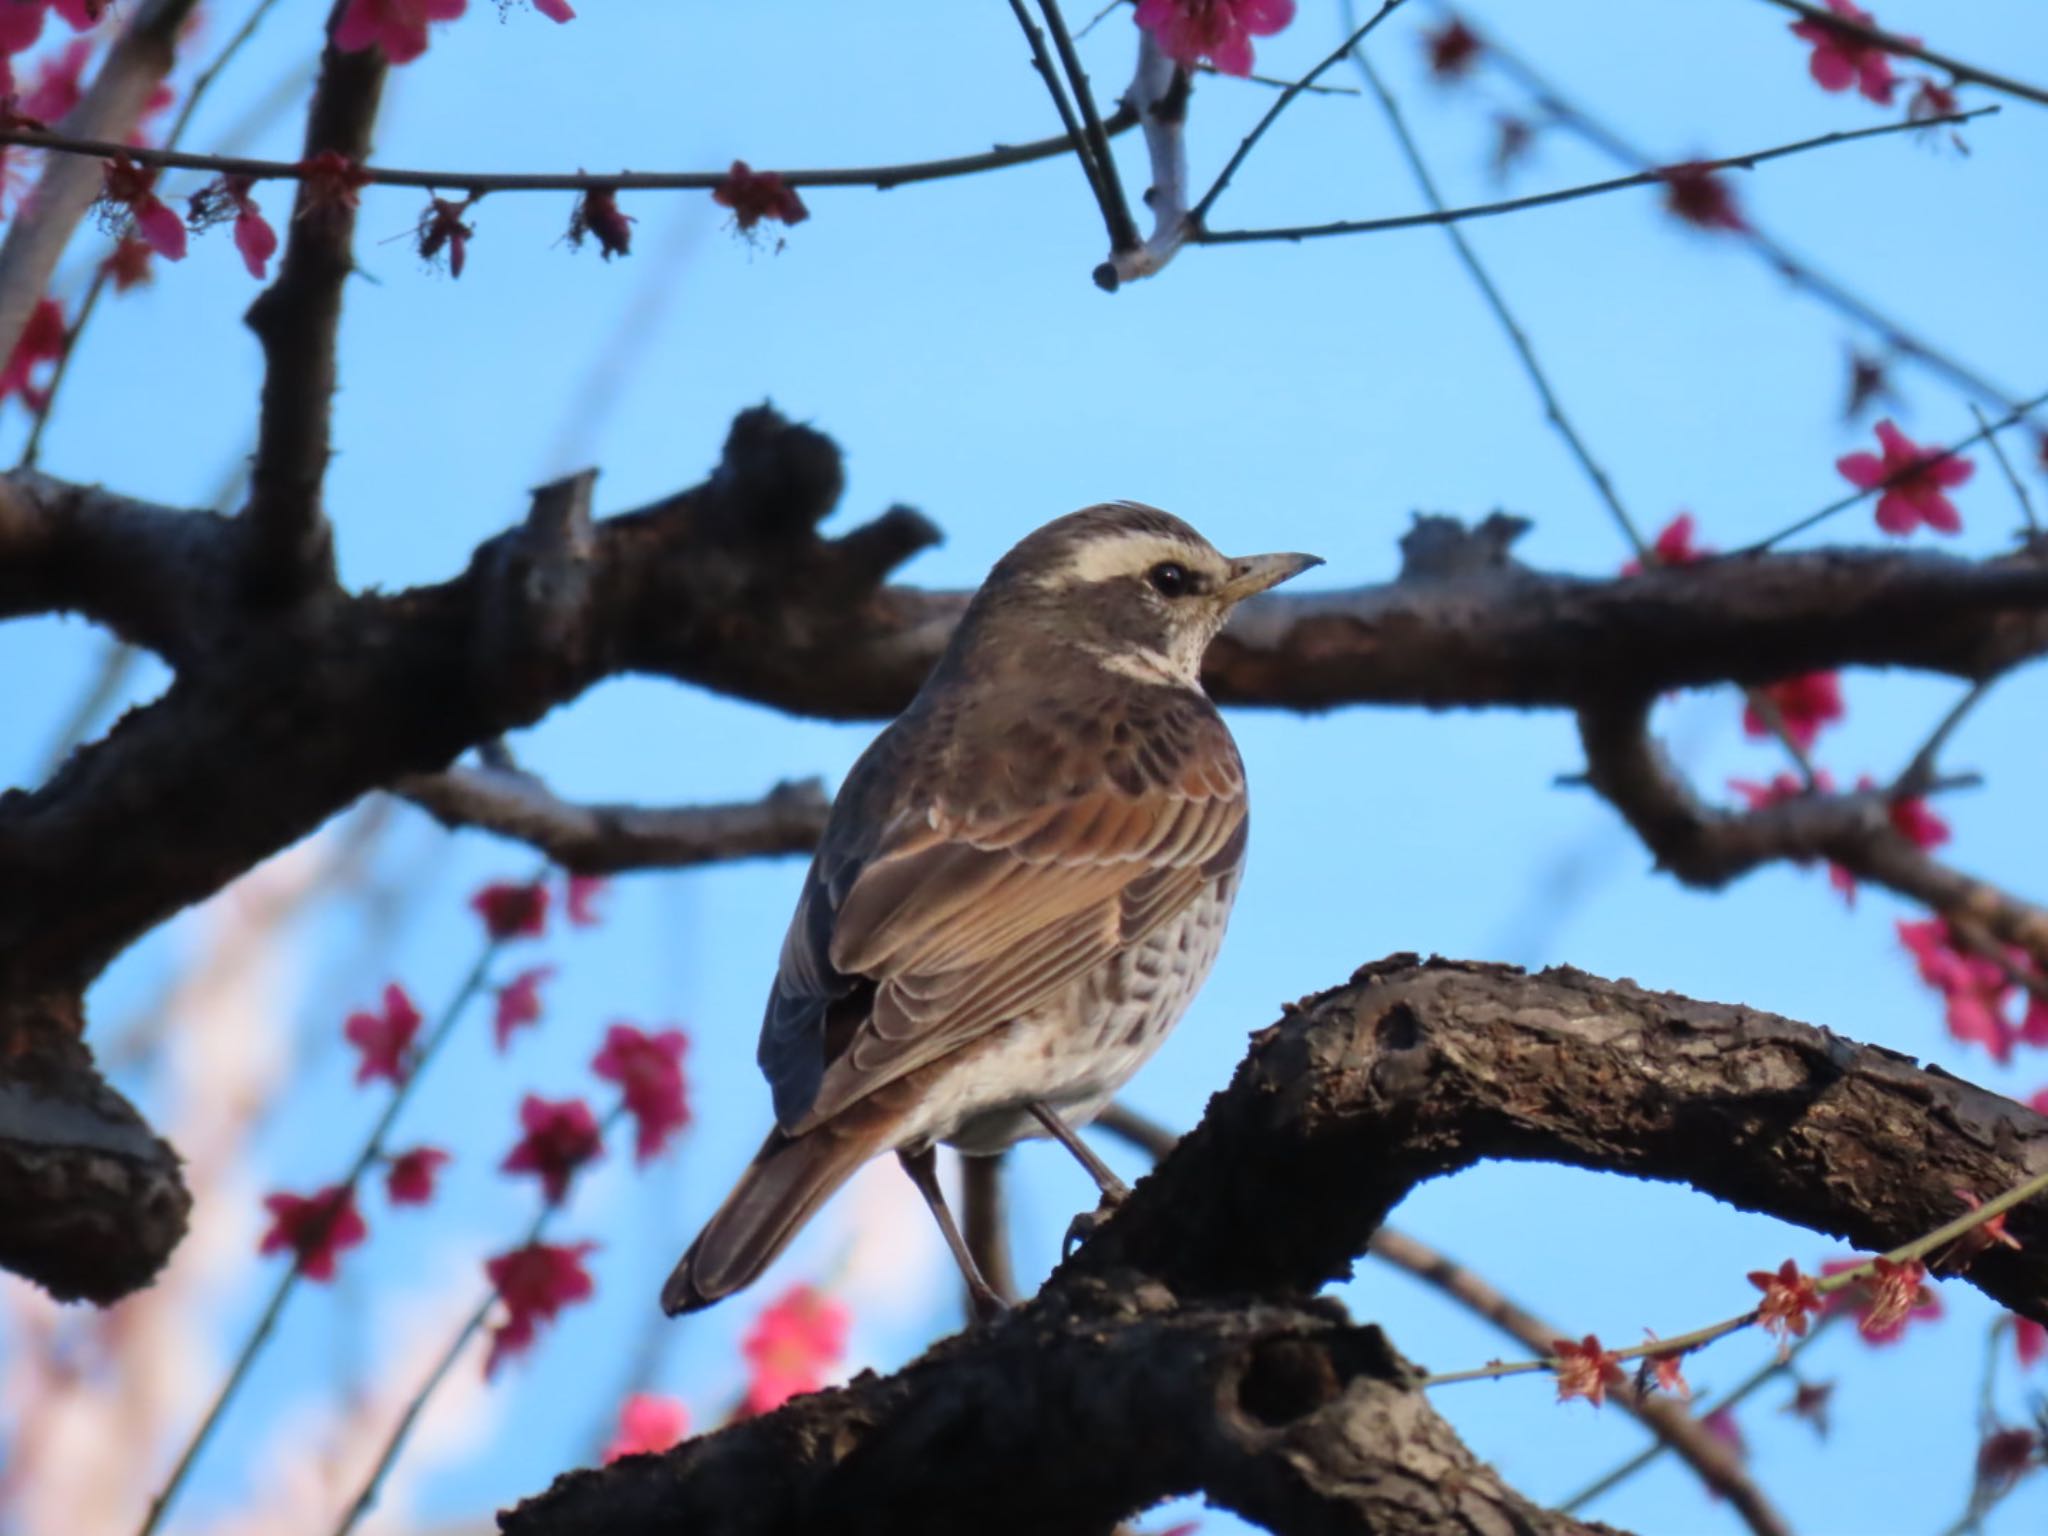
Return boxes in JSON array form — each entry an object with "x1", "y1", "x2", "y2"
[{"x1": 662, "y1": 502, "x2": 1320, "y2": 1318}]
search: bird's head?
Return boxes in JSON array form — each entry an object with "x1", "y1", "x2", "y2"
[{"x1": 970, "y1": 502, "x2": 1323, "y2": 687}]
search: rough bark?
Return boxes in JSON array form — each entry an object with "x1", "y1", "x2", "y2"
[
  {"x1": 504, "y1": 1288, "x2": 1621, "y2": 1536},
  {"x1": 501, "y1": 957, "x2": 2048, "y2": 1534}
]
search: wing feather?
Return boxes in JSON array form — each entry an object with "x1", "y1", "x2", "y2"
[{"x1": 763, "y1": 689, "x2": 1247, "y2": 1136}]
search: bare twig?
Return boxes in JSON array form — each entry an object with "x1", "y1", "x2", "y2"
[
  {"x1": 396, "y1": 767, "x2": 830, "y2": 874},
  {"x1": 1758, "y1": 0, "x2": 2048, "y2": 111},
  {"x1": 0, "y1": 106, "x2": 1140, "y2": 196},
  {"x1": 1972, "y1": 403, "x2": 2041, "y2": 534},
  {"x1": 1006, "y1": 0, "x2": 1125, "y2": 269},
  {"x1": 1187, "y1": 0, "x2": 1407, "y2": 227},
  {"x1": 1343, "y1": 32, "x2": 1646, "y2": 558},
  {"x1": 1097, "y1": 1104, "x2": 1790, "y2": 1536},
  {"x1": 1038, "y1": 0, "x2": 1141, "y2": 258},
  {"x1": 19, "y1": 0, "x2": 292, "y2": 471},
  {"x1": 1197, "y1": 106, "x2": 1994, "y2": 246},
  {"x1": 1101, "y1": 31, "x2": 1192, "y2": 285},
  {"x1": 1462, "y1": 12, "x2": 2035, "y2": 419}
]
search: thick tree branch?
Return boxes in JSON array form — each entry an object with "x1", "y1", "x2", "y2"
[
  {"x1": 512, "y1": 957, "x2": 2048, "y2": 1532},
  {"x1": 238, "y1": 22, "x2": 387, "y2": 605},
  {"x1": 0, "y1": 1000, "x2": 189, "y2": 1303},
  {"x1": 504, "y1": 1289, "x2": 1614, "y2": 1536},
  {"x1": 396, "y1": 767, "x2": 830, "y2": 874},
  {"x1": 1062, "y1": 957, "x2": 2048, "y2": 1322},
  {"x1": 6, "y1": 413, "x2": 2048, "y2": 1005},
  {"x1": 1097, "y1": 1105, "x2": 1788, "y2": 1536}
]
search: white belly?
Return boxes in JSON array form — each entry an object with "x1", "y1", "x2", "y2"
[{"x1": 894, "y1": 876, "x2": 1238, "y2": 1156}]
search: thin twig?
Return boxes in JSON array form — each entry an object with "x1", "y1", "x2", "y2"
[
  {"x1": 1896, "y1": 680, "x2": 1994, "y2": 796},
  {"x1": 1744, "y1": 387, "x2": 2048, "y2": 551},
  {"x1": 1460, "y1": 9, "x2": 2034, "y2": 420},
  {"x1": 135, "y1": 942, "x2": 501, "y2": 1536},
  {"x1": 1187, "y1": 0, "x2": 1407, "y2": 227},
  {"x1": 1758, "y1": 0, "x2": 2048, "y2": 111},
  {"x1": 329, "y1": 1104, "x2": 626, "y2": 1536},
  {"x1": 0, "y1": 104, "x2": 1140, "y2": 196},
  {"x1": 1423, "y1": 1161, "x2": 2048, "y2": 1389},
  {"x1": 1007, "y1": 0, "x2": 1120, "y2": 251},
  {"x1": 1560, "y1": 1324, "x2": 1832, "y2": 1512},
  {"x1": 1343, "y1": 31, "x2": 1644, "y2": 558},
  {"x1": 1195, "y1": 105, "x2": 1995, "y2": 245},
  {"x1": 1972, "y1": 403, "x2": 2041, "y2": 534},
  {"x1": 19, "y1": 0, "x2": 293, "y2": 470},
  {"x1": 1038, "y1": 0, "x2": 1141, "y2": 254}
]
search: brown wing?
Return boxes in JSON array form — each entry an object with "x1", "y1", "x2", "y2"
[{"x1": 756, "y1": 693, "x2": 1247, "y2": 1137}]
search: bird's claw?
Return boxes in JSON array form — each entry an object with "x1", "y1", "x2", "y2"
[{"x1": 1061, "y1": 1188, "x2": 1128, "y2": 1260}]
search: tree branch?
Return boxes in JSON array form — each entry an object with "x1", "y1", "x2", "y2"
[
  {"x1": 1577, "y1": 694, "x2": 2048, "y2": 970},
  {"x1": 1096, "y1": 1105, "x2": 1789, "y2": 1536},
  {"x1": 503, "y1": 1290, "x2": 1613, "y2": 1536},
  {"x1": 395, "y1": 767, "x2": 831, "y2": 874},
  {"x1": 1062, "y1": 957, "x2": 2048, "y2": 1323},
  {"x1": 6, "y1": 411, "x2": 2048, "y2": 1005},
  {"x1": 238, "y1": 21, "x2": 387, "y2": 605},
  {"x1": 0, "y1": 104, "x2": 1139, "y2": 196},
  {"x1": 509, "y1": 956, "x2": 2048, "y2": 1532}
]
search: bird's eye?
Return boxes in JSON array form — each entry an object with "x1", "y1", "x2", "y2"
[{"x1": 1147, "y1": 561, "x2": 1190, "y2": 598}]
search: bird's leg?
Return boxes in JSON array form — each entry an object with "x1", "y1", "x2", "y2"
[
  {"x1": 1029, "y1": 1101, "x2": 1130, "y2": 1200},
  {"x1": 1028, "y1": 1101, "x2": 1130, "y2": 1259},
  {"x1": 897, "y1": 1145, "x2": 1010, "y2": 1323}
]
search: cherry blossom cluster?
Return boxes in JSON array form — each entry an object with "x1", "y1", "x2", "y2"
[{"x1": 1787, "y1": 0, "x2": 1963, "y2": 130}]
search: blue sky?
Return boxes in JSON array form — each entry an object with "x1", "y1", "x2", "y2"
[{"x1": 4, "y1": 2, "x2": 2048, "y2": 1532}]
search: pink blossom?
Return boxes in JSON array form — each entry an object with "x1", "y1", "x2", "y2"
[
  {"x1": 1659, "y1": 162, "x2": 1746, "y2": 232},
  {"x1": 0, "y1": 2, "x2": 46, "y2": 55},
  {"x1": 592, "y1": 1022, "x2": 690, "y2": 1162},
  {"x1": 0, "y1": 296, "x2": 66, "y2": 410},
  {"x1": 1898, "y1": 918, "x2": 2044, "y2": 1063},
  {"x1": 1742, "y1": 671, "x2": 1844, "y2": 750},
  {"x1": 101, "y1": 235, "x2": 152, "y2": 291},
  {"x1": 529, "y1": 0, "x2": 573, "y2": 18},
  {"x1": 102, "y1": 158, "x2": 185, "y2": 260},
  {"x1": 50, "y1": 0, "x2": 101, "y2": 30},
  {"x1": 259, "y1": 1184, "x2": 367, "y2": 1281},
  {"x1": 603, "y1": 1393, "x2": 689, "y2": 1462},
  {"x1": 472, "y1": 878, "x2": 548, "y2": 940},
  {"x1": 493, "y1": 964, "x2": 555, "y2": 1051},
  {"x1": 386, "y1": 1145, "x2": 451, "y2": 1206},
  {"x1": 485, "y1": 1240, "x2": 596, "y2": 1375},
  {"x1": 1821, "y1": 1255, "x2": 1940, "y2": 1344},
  {"x1": 2015, "y1": 1316, "x2": 2047, "y2": 1370},
  {"x1": 228, "y1": 178, "x2": 278, "y2": 278},
  {"x1": 501, "y1": 1094, "x2": 603, "y2": 1204},
  {"x1": 1790, "y1": 0, "x2": 1910, "y2": 106},
  {"x1": 565, "y1": 872, "x2": 608, "y2": 927},
  {"x1": 740, "y1": 1284, "x2": 850, "y2": 1415},
  {"x1": 1621, "y1": 511, "x2": 1710, "y2": 574},
  {"x1": 1133, "y1": 0, "x2": 1294, "y2": 78},
  {"x1": 1423, "y1": 18, "x2": 1481, "y2": 81},
  {"x1": 333, "y1": 0, "x2": 466, "y2": 66},
  {"x1": 712, "y1": 161, "x2": 808, "y2": 233},
  {"x1": 1837, "y1": 419, "x2": 1973, "y2": 536},
  {"x1": 569, "y1": 187, "x2": 634, "y2": 258},
  {"x1": 20, "y1": 35, "x2": 90, "y2": 123},
  {"x1": 342, "y1": 982, "x2": 423, "y2": 1086}
]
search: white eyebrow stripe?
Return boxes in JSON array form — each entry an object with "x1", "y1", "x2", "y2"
[{"x1": 1038, "y1": 531, "x2": 1213, "y2": 587}]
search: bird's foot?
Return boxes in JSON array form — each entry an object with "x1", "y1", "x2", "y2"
[
  {"x1": 968, "y1": 1281, "x2": 1013, "y2": 1325},
  {"x1": 1061, "y1": 1186, "x2": 1128, "y2": 1260}
]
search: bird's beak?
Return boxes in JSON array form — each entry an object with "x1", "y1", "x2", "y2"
[{"x1": 1218, "y1": 551, "x2": 1324, "y2": 604}]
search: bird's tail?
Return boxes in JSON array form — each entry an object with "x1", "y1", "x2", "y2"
[{"x1": 661, "y1": 1122, "x2": 883, "y2": 1315}]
